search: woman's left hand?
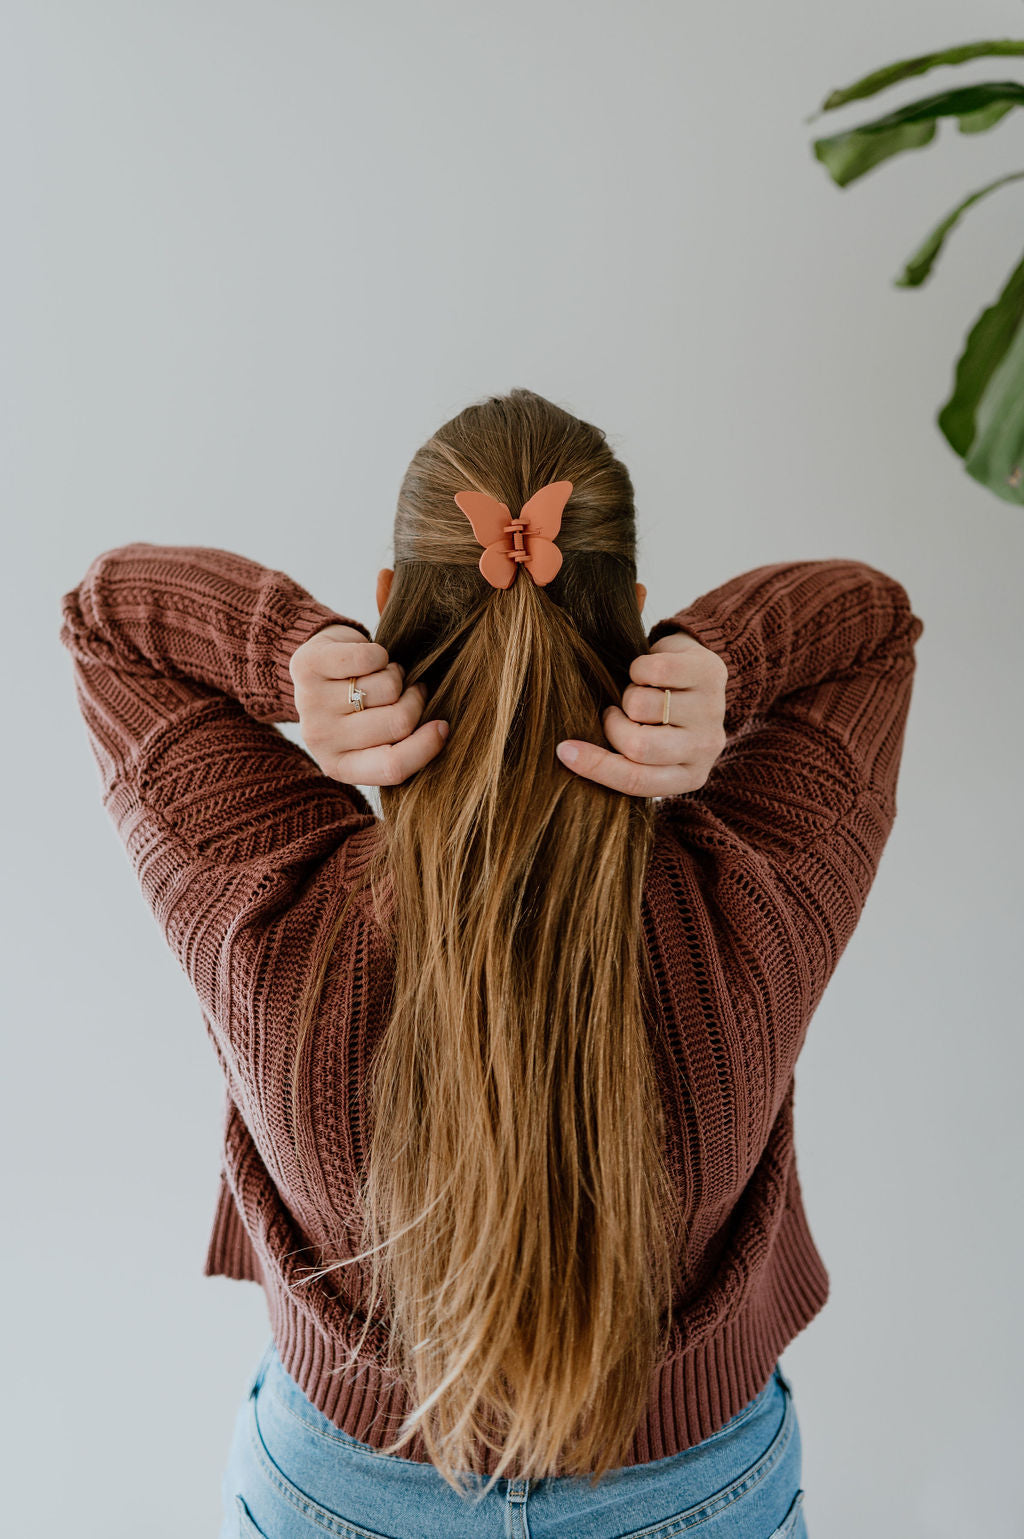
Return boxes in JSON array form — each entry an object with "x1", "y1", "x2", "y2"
[
  {"x1": 288, "y1": 624, "x2": 449, "y2": 786},
  {"x1": 555, "y1": 631, "x2": 728, "y2": 797}
]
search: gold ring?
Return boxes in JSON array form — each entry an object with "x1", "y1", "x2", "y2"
[
  {"x1": 661, "y1": 688, "x2": 671, "y2": 725},
  {"x1": 348, "y1": 678, "x2": 366, "y2": 711}
]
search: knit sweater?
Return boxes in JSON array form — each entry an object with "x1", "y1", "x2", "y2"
[{"x1": 59, "y1": 542, "x2": 923, "y2": 1476}]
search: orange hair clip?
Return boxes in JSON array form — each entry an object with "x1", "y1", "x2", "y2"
[{"x1": 454, "y1": 480, "x2": 572, "y2": 589}]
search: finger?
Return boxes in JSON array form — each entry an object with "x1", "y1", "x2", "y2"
[
  {"x1": 629, "y1": 639, "x2": 724, "y2": 691},
  {"x1": 600, "y1": 703, "x2": 721, "y2": 767},
  {"x1": 554, "y1": 738, "x2": 705, "y2": 798},
  {"x1": 292, "y1": 636, "x2": 390, "y2": 683},
  {"x1": 617, "y1": 682, "x2": 725, "y2": 736},
  {"x1": 304, "y1": 679, "x2": 430, "y2": 761},
  {"x1": 296, "y1": 661, "x2": 407, "y2": 719},
  {"x1": 330, "y1": 718, "x2": 450, "y2": 787},
  {"x1": 620, "y1": 679, "x2": 692, "y2": 727}
]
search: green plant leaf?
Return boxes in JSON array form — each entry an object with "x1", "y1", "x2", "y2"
[
  {"x1": 894, "y1": 171, "x2": 1024, "y2": 287},
  {"x1": 938, "y1": 251, "x2": 1024, "y2": 457},
  {"x1": 958, "y1": 100, "x2": 1017, "y2": 133},
  {"x1": 962, "y1": 309, "x2": 1024, "y2": 504},
  {"x1": 815, "y1": 120, "x2": 937, "y2": 184},
  {"x1": 813, "y1": 82, "x2": 1024, "y2": 187},
  {"x1": 809, "y1": 39, "x2": 1024, "y2": 116}
]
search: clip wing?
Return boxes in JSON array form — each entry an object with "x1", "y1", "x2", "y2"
[
  {"x1": 519, "y1": 480, "x2": 573, "y2": 538},
  {"x1": 454, "y1": 490, "x2": 518, "y2": 587},
  {"x1": 453, "y1": 490, "x2": 513, "y2": 548},
  {"x1": 521, "y1": 480, "x2": 571, "y2": 584}
]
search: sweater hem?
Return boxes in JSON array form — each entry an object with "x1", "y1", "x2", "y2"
[
  {"x1": 203, "y1": 1172, "x2": 264, "y2": 1285},
  {"x1": 245, "y1": 1193, "x2": 830, "y2": 1479}
]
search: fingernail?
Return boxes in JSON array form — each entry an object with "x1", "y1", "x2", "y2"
[
  {"x1": 436, "y1": 720, "x2": 449, "y2": 740},
  {"x1": 557, "y1": 742, "x2": 579, "y2": 765}
]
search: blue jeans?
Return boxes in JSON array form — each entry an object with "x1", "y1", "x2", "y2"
[{"x1": 220, "y1": 1337, "x2": 808, "y2": 1538}]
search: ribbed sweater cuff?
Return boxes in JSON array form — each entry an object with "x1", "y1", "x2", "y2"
[
  {"x1": 646, "y1": 611, "x2": 743, "y2": 736},
  {"x1": 272, "y1": 603, "x2": 374, "y2": 723}
]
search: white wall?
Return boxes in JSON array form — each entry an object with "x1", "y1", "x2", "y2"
[{"x1": 4, "y1": 2, "x2": 1022, "y2": 1535}]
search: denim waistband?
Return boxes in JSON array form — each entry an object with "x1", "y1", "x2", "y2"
[{"x1": 235, "y1": 1338, "x2": 801, "y2": 1539}]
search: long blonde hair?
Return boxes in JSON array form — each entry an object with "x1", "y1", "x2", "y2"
[{"x1": 289, "y1": 388, "x2": 683, "y2": 1499}]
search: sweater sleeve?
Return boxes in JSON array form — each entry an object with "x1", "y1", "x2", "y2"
[
  {"x1": 59, "y1": 542, "x2": 377, "y2": 1030},
  {"x1": 645, "y1": 558, "x2": 924, "y2": 1028},
  {"x1": 646, "y1": 558, "x2": 924, "y2": 822}
]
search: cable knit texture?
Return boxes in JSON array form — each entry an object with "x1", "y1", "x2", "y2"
[{"x1": 59, "y1": 543, "x2": 923, "y2": 1476}]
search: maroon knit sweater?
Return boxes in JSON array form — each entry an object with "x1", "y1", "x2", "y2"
[{"x1": 59, "y1": 543, "x2": 923, "y2": 1475}]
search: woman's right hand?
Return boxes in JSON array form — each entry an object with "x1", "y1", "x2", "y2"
[
  {"x1": 289, "y1": 626, "x2": 449, "y2": 787},
  {"x1": 555, "y1": 632, "x2": 728, "y2": 798}
]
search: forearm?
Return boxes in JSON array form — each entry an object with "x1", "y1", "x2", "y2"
[
  {"x1": 59, "y1": 542, "x2": 372, "y2": 736},
  {"x1": 646, "y1": 558, "x2": 923, "y2": 741}
]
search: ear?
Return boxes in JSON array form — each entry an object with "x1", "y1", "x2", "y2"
[
  {"x1": 635, "y1": 581, "x2": 646, "y2": 614},
  {"x1": 376, "y1": 567, "x2": 394, "y2": 615}
]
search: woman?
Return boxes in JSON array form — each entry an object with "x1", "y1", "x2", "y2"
[{"x1": 59, "y1": 388, "x2": 923, "y2": 1538}]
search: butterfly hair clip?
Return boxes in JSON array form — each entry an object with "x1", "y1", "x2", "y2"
[{"x1": 453, "y1": 479, "x2": 573, "y2": 589}]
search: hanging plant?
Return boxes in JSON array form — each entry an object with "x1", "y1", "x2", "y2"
[{"x1": 808, "y1": 37, "x2": 1024, "y2": 505}]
